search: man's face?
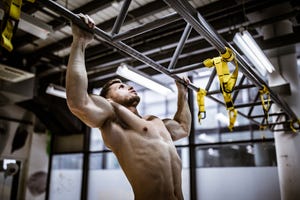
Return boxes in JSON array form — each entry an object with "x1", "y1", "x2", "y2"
[{"x1": 106, "y1": 82, "x2": 140, "y2": 107}]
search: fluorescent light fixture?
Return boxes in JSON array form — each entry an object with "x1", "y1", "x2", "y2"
[
  {"x1": 233, "y1": 30, "x2": 275, "y2": 76},
  {"x1": 46, "y1": 84, "x2": 66, "y2": 99},
  {"x1": 0, "y1": 63, "x2": 35, "y2": 82},
  {"x1": 3, "y1": 159, "x2": 16, "y2": 170},
  {"x1": 18, "y1": 12, "x2": 53, "y2": 40},
  {"x1": 116, "y1": 64, "x2": 173, "y2": 96}
]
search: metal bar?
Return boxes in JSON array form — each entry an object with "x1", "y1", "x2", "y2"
[
  {"x1": 38, "y1": 0, "x2": 298, "y2": 123},
  {"x1": 170, "y1": 62, "x2": 204, "y2": 74},
  {"x1": 205, "y1": 68, "x2": 216, "y2": 91},
  {"x1": 235, "y1": 101, "x2": 273, "y2": 109},
  {"x1": 168, "y1": 23, "x2": 192, "y2": 69},
  {"x1": 164, "y1": 0, "x2": 298, "y2": 121},
  {"x1": 112, "y1": 12, "x2": 181, "y2": 41},
  {"x1": 208, "y1": 95, "x2": 261, "y2": 126},
  {"x1": 38, "y1": 0, "x2": 199, "y2": 91},
  {"x1": 163, "y1": 0, "x2": 226, "y2": 53},
  {"x1": 81, "y1": 126, "x2": 91, "y2": 200},
  {"x1": 111, "y1": 0, "x2": 132, "y2": 35},
  {"x1": 232, "y1": 75, "x2": 246, "y2": 102},
  {"x1": 247, "y1": 91, "x2": 260, "y2": 117},
  {"x1": 187, "y1": 77, "x2": 198, "y2": 200},
  {"x1": 207, "y1": 84, "x2": 255, "y2": 95},
  {"x1": 250, "y1": 112, "x2": 285, "y2": 119}
]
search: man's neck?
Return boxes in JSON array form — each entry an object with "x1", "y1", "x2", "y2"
[{"x1": 127, "y1": 106, "x2": 141, "y2": 117}]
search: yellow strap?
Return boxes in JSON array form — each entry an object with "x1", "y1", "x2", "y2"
[
  {"x1": 290, "y1": 119, "x2": 300, "y2": 133},
  {"x1": 203, "y1": 47, "x2": 239, "y2": 130},
  {"x1": 1, "y1": 0, "x2": 23, "y2": 51},
  {"x1": 197, "y1": 88, "x2": 207, "y2": 123},
  {"x1": 6, "y1": 0, "x2": 22, "y2": 20},
  {"x1": 259, "y1": 85, "x2": 270, "y2": 111},
  {"x1": 221, "y1": 47, "x2": 235, "y2": 62},
  {"x1": 1, "y1": 20, "x2": 14, "y2": 51},
  {"x1": 259, "y1": 85, "x2": 271, "y2": 127},
  {"x1": 228, "y1": 108, "x2": 237, "y2": 131}
]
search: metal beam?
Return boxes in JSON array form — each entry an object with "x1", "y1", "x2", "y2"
[{"x1": 163, "y1": 0, "x2": 298, "y2": 121}]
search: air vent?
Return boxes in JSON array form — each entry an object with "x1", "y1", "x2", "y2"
[{"x1": 0, "y1": 64, "x2": 34, "y2": 83}]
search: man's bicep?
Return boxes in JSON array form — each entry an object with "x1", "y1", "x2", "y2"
[{"x1": 163, "y1": 118, "x2": 188, "y2": 141}]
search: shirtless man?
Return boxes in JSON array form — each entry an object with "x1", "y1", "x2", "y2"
[{"x1": 66, "y1": 14, "x2": 192, "y2": 200}]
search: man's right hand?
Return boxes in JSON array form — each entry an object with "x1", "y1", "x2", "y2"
[{"x1": 71, "y1": 13, "x2": 95, "y2": 46}]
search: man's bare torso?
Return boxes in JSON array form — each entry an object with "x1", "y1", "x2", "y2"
[{"x1": 100, "y1": 104, "x2": 184, "y2": 200}]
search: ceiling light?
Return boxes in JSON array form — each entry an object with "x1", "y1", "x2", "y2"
[
  {"x1": 3, "y1": 159, "x2": 16, "y2": 170},
  {"x1": 233, "y1": 30, "x2": 275, "y2": 76},
  {"x1": 46, "y1": 84, "x2": 66, "y2": 99},
  {"x1": 0, "y1": 63, "x2": 34, "y2": 82},
  {"x1": 116, "y1": 64, "x2": 173, "y2": 96},
  {"x1": 18, "y1": 12, "x2": 53, "y2": 40}
]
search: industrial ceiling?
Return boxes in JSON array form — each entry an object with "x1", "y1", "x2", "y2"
[{"x1": 0, "y1": 0, "x2": 299, "y2": 134}]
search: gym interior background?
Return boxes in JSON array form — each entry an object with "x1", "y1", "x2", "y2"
[{"x1": 0, "y1": 0, "x2": 300, "y2": 199}]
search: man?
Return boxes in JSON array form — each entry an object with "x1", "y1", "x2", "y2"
[{"x1": 66, "y1": 14, "x2": 192, "y2": 200}]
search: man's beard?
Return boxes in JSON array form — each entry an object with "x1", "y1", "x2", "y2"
[{"x1": 123, "y1": 95, "x2": 140, "y2": 107}]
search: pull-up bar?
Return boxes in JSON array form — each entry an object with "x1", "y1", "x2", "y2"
[
  {"x1": 163, "y1": 0, "x2": 298, "y2": 121},
  {"x1": 37, "y1": 0, "x2": 199, "y2": 92},
  {"x1": 37, "y1": 0, "x2": 298, "y2": 123}
]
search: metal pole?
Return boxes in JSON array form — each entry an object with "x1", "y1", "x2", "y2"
[
  {"x1": 38, "y1": 0, "x2": 199, "y2": 91},
  {"x1": 38, "y1": 0, "x2": 298, "y2": 121},
  {"x1": 112, "y1": 12, "x2": 181, "y2": 41},
  {"x1": 164, "y1": 0, "x2": 298, "y2": 120},
  {"x1": 163, "y1": 0, "x2": 226, "y2": 53},
  {"x1": 111, "y1": 0, "x2": 132, "y2": 35},
  {"x1": 168, "y1": 23, "x2": 192, "y2": 69}
]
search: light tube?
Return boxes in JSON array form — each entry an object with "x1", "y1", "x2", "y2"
[
  {"x1": 233, "y1": 30, "x2": 275, "y2": 76},
  {"x1": 46, "y1": 84, "x2": 66, "y2": 99},
  {"x1": 116, "y1": 64, "x2": 173, "y2": 96}
]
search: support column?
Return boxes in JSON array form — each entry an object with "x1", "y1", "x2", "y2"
[
  {"x1": 270, "y1": 51, "x2": 300, "y2": 200},
  {"x1": 260, "y1": 4, "x2": 300, "y2": 199}
]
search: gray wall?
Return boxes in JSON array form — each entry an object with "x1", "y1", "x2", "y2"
[{"x1": 197, "y1": 167, "x2": 280, "y2": 200}]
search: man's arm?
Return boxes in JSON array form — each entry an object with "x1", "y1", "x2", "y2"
[
  {"x1": 66, "y1": 14, "x2": 114, "y2": 128},
  {"x1": 163, "y1": 77, "x2": 192, "y2": 141}
]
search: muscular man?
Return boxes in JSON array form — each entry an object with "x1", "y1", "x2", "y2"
[{"x1": 66, "y1": 14, "x2": 192, "y2": 200}]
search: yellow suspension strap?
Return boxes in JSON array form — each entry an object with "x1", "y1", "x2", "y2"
[
  {"x1": 289, "y1": 119, "x2": 300, "y2": 133},
  {"x1": 1, "y1": 0, "x2": 23, "y2": 51},
  {"x1": 203, "y1": 47, "x2": 239, "y2": 131},
  {"x1": 197, "y1": 88, "x2": 207, "y2": 123},
  {"x1": 259, "y1": 85, "x2": 271, "y2": 129}
]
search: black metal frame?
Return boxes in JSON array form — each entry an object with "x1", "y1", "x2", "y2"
[{"x1": 37, "y1": 0, "x2": 299, "y2": 133}]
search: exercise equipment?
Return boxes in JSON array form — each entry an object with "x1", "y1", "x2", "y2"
[{"x1": 35, "y1": 0, "x2": 299, "y2": 132}]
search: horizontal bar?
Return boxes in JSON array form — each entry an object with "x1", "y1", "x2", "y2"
[
  {"x1": 38, "y1": 0, "x2": 199, "y2": 91},
  {"x1": 164, "y1": 0, "x2": 298, "y2": 121},
  {"x1": 163, "y1": 0, "x2": 226, "y2": 53},
  {"x1": 207, "y1": 84, "x2": 256, "y2": 95},
  {"x1": 112, "y1": 12, "x2": 181, "y2": 41}
]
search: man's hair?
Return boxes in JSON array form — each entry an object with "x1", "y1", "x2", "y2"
[{"x1": 100, "y1": 78, "x2": 122, "y2": 98}]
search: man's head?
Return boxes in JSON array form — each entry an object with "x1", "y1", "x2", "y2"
[{"x1": 100, "y1": 78, "x2": 140, "y2": 107}]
